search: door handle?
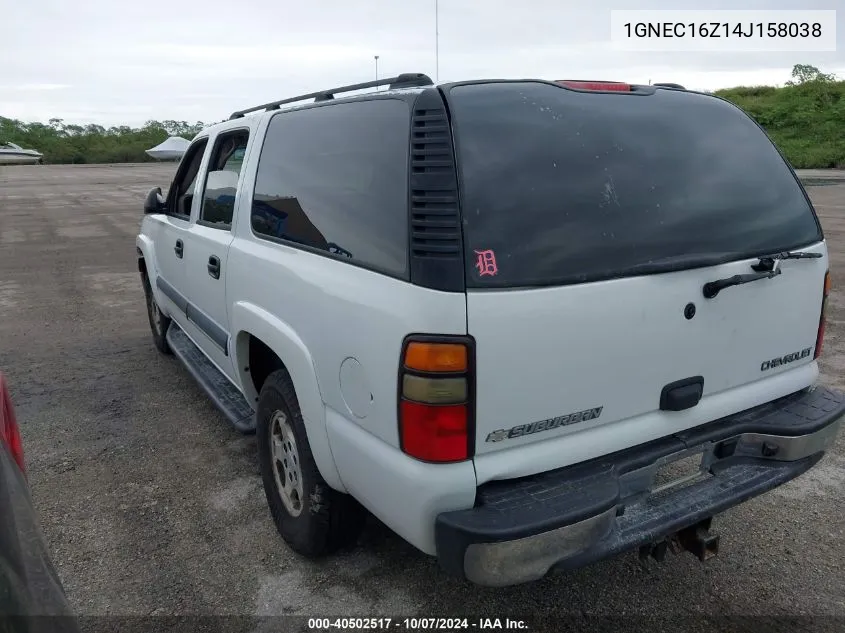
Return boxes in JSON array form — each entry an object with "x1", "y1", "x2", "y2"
[
  {"x1": 207, "y1": 255, "x2": 221, "y2": 279},
  {"x1": 174, "y1": 239, "x2": 184, "y2": 259}
]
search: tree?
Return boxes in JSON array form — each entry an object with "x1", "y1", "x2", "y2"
[
  {"x1": 786, "y1": 64, "x2": 837, "y2": 86},
  {"x1": 0, "y1": 117, "x2": 207, "y2": 164}
]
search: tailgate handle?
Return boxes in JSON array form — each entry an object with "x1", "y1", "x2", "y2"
[{"x1": 660, "y1": 376, "x2": 704, "y2": 412}]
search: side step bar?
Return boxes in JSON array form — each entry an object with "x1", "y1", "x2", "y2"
[{"x1": 166, "y1": 322, "x2": 256, "y2": 434}]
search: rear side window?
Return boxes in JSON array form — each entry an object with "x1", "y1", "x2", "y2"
[
  {"x1": 251, "y1": 98, "x2": 410, "y2": 276},
  {"x1": 448, "y1": 82, "x2": 821, "y2": 288},
  {"x1": 200, "y1": 129, "x2": 249, "y2": 227}
]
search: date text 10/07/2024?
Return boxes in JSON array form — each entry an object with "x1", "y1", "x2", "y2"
[{"x1": 307, "y1": 618, "x2": 529, "y2": 631}]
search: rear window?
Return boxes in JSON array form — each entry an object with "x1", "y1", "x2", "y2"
[{"x1": 448, "y1": 82, "x2": 821, "y2": 288}]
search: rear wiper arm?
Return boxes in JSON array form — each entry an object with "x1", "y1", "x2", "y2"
[
  {"x1": 703, "y1": 269, "x2": 782, "y2": 299},
  {"x1": 751, "y1": 250, "x2": 822, "y2": 272}
]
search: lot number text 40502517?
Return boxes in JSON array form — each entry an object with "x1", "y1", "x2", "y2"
[{"x1": 307, "y1": 617, "x2": 530, "y2": 631}]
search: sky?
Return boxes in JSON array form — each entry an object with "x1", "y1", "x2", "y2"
[{"x1": 2, "y1": 0, "x2": 843, "y2": 127}]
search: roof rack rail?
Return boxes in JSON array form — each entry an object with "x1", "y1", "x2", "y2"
[
  {"x1": 652, "y1": 82, "x2": 686, "y2": 90},
  {"x1": 229, "y1": 73, "x2": 433, "y2": 119}
]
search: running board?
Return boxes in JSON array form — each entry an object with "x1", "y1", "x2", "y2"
[{"x1": 166, "y1": 322, "x2": 256, "y2": 434}]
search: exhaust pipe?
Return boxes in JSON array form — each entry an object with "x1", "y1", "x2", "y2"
[{"x1": 673, "y1": 517, "x2": 720, "y2": 562}]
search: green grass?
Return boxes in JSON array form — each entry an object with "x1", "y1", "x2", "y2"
[{"x1": 715, "y1": 79, "x2": 845, "y2": 169}]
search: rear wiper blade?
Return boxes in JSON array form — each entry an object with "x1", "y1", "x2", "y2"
[
  {"x1": 751, "y1": 250, "x2": 822, "y2": 272},
  {"x1": 622, "y1": 252, "x2": 742, "y2": 276},
  {"x1": 703, "y1": 268, "x2": 782, "y2": 299}
]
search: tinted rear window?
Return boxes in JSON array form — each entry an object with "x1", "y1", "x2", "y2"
[{"x1": 448, "y1": 82, "x2": 821, "y2": 288}]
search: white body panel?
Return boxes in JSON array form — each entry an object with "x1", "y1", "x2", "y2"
[
  {"x1": 181, "y1": 223, "x2": 236, "y2": 378},
  {"x1": 468, "y1": 243, "x2": 827, "y2": 479},
  {"x1": 325, "y1": 406, "x2": 476, "y2": 554},
  {"x1": 147, "y1": 215, "x2": 191, "y2": 320},
  {"x1": 226, "y1": 237, "x2": 468, "y2": 446},
  {"x1": 474, "y1": 361, "x2": 818, "y2": 484}
]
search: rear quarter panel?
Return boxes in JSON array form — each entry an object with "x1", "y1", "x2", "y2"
[{"x1": 226, "y1": 238, "x2": 467, "y2": 448}]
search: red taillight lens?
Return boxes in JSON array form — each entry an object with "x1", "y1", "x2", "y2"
[
  {"x1": 815, "y1": 271, "x2": 831, "y2": 360},
  {"x1": 400, "y1": 401, "x2": 468, "y2": 462},
  {"x1": 399, "y1": 337, "x2": 473, "y2": 463},
  {"x1": 0, "y1": 374, "x2": 25, "y2": 474},
  {"x1": 556, "y1": 80, "x2": 631, "y2": 92}
]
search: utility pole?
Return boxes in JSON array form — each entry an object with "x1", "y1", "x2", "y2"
[{"x1": 374, "y1": 55, "x2": 379, "y2": 84}]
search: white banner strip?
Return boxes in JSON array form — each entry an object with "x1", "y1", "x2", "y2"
[{"x1": 610, "y1": 10, "x2": 837, "y2": 52}]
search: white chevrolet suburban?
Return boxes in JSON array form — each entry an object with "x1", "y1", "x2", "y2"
[{"x1": 136, "y1": 73, "x2": 844, "y2": 587}]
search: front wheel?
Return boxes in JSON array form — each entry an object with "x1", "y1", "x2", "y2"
[
  {"x1": 142, "y1": 273, "x2": 172, "y2": 354},
  {"x1": 257, "y1": 369, "x2": 365, "y2": 557}
]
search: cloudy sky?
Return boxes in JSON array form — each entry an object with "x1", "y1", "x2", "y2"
[{"x1": 2, "y1": 0, "x2": 843, "y2": 126}]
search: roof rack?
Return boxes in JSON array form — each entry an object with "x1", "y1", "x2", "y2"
[
  {"x1": 229, "y1": 72, "x2": 434, "y2": 119},
  {"x1": 652, "y1": 82, "x2": 686, "y2": 90}
]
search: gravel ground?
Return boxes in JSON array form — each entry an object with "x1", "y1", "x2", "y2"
[{"x1": 0, "y1": 163, "x2": 842, "y2": 632}]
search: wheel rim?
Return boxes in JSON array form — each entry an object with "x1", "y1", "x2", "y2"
[
  {"x1": 270, "y1": 410, "x2": 304, "y2": 517},
  {"x1": 147, "y1": 289, "x2": 163, "y2": 335}
]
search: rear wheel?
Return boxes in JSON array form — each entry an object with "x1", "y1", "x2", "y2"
[
  {"x1": 142, "y1": 272, "x2": 171, "y2": 354},
  {"x1": 257, "y1": 369, "x2": 365, "y2": 556}
]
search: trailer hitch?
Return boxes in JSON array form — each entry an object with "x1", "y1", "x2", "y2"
[
  {"x1": 639, "y1": 517, "x2": 720, "y2": 564},
  {"x1": 672, "y1": 517, "x2": 720, "y2": 562}
]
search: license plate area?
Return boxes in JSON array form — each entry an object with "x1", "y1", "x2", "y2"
[{"x1": 651, "y1": 446, "x2": 709, "y2": 494}]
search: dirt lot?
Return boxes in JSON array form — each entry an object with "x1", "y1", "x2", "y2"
[{"x1": 1, "y1": 164, "x2": 843, "y2": 630}]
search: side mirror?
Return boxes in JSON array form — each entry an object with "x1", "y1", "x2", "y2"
[{"x1": 143, "y1": 187, "x2": 166, "y2": 214}]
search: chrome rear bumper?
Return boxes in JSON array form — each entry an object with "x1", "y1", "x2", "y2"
[{"x1": 436, "y1": 386, "x2": 844, "y2": 587}]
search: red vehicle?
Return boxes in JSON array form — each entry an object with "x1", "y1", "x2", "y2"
[{"x1": 0, "y1": 373, "x2": 79, "y2": 631}]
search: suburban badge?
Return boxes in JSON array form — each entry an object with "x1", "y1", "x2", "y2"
[{"x1": 485, "y1": 406, "x2": 604, "y2": 443}]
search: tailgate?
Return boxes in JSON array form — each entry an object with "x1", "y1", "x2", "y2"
[
  {"x1": 469, "y1": 247, "x2": 826, "y2": 461},
  {"x1": 443, "y1": 80, "x2": 826, "y2": 478}
]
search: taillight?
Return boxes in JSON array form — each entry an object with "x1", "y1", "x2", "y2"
[
  {"x1": 815, "y1": 271, "x2": 831, "y2": 360},
  {"x1": 0, "y1": 374, "x2": 25, "y2": 474},
  {"x1": 555, "y1": 80, "x2": 632, "y2": 92},
  {"x1": 398, "y1": 338, "x2": 473, "y2": 462}
]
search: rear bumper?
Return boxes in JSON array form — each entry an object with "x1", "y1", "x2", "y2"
[{"x1": 435, "y1": 385, "x2": 845, "y2": 587}]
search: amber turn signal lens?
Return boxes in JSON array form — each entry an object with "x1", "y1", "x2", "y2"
[{"x1": 404, "y1": 342, "x2": 467, "y2": 373}]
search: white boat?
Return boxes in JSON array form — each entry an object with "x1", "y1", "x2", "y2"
[
  {"x1": 145, "y1": 137, "x2": 191, "y2": 161},
  {"x1": 0, "y1": 142, "x2": 43, "y2": 165}
]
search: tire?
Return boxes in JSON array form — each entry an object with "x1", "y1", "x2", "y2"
[
  {"x1": 142, "y1": 272, "x2": 172, "y2": 355},
  {"x1": 257, "y1": 369, "x2": 365, "y2": 557}
]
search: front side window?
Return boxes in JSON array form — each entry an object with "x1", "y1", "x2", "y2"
[
  {"x1": 251, "y1": 98, "x2": 410, "y2": 276},
  {"x1": 168, "y1": 138, "x2": 208, "y2": 219}
]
